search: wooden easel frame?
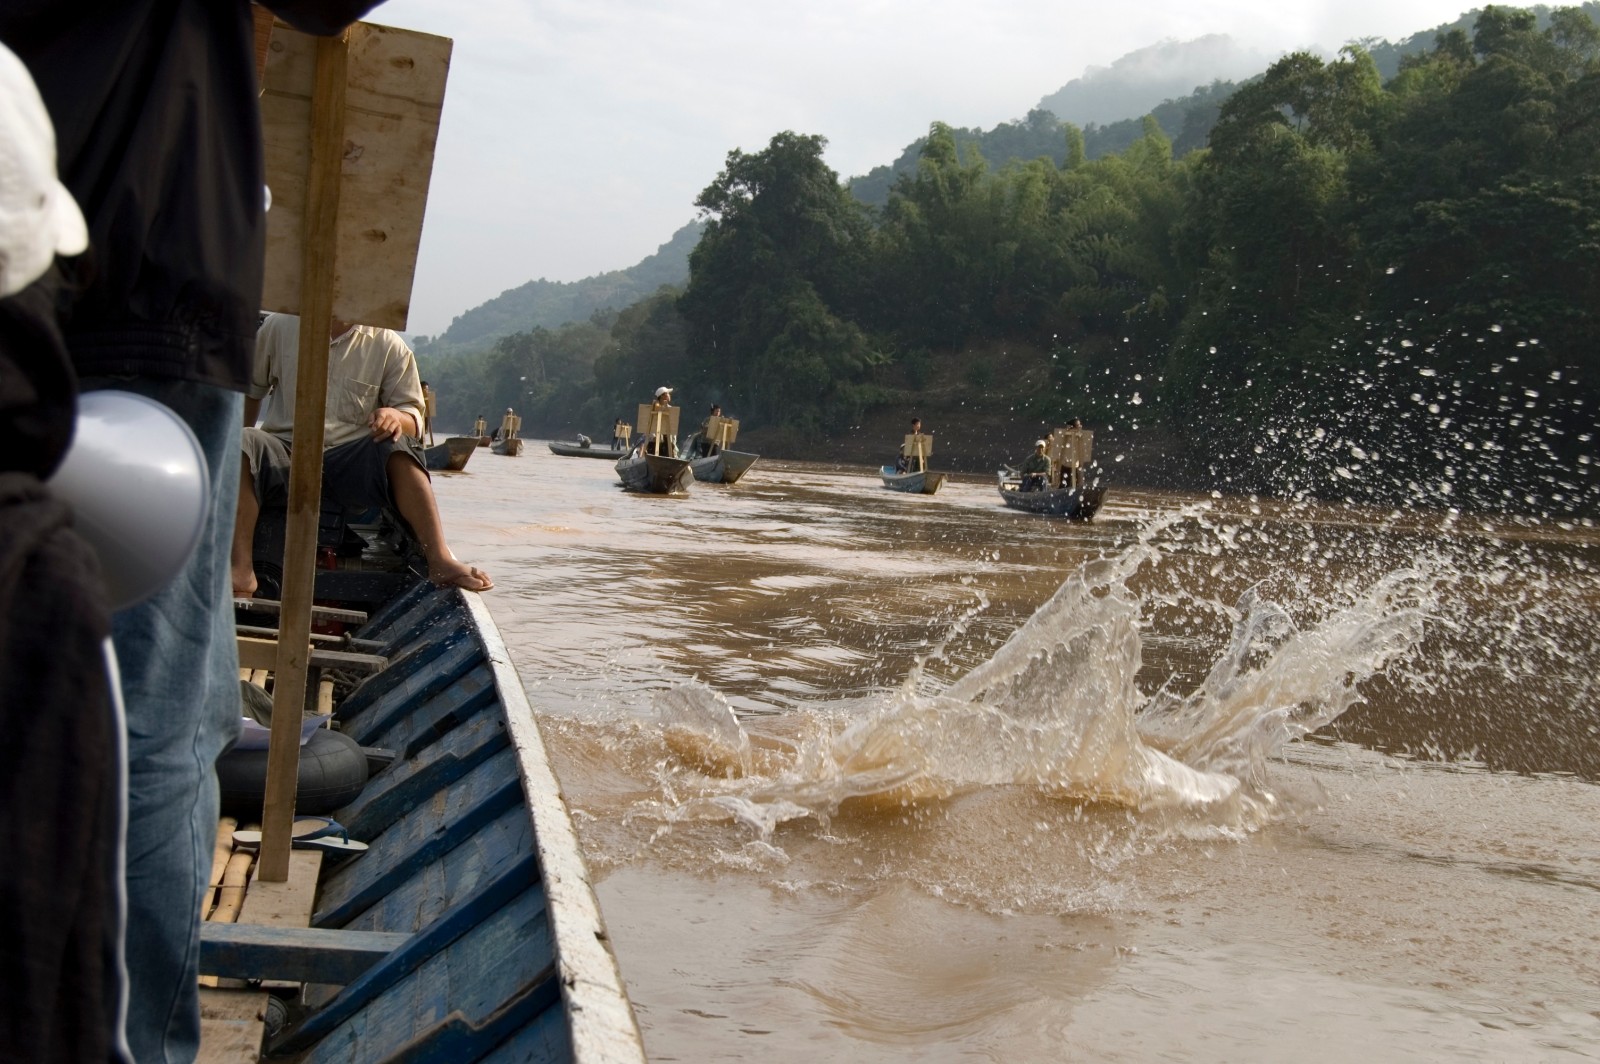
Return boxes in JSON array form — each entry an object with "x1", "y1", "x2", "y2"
[{"x1": 254, "y1": 19, "x2": 450, "y2": 881}]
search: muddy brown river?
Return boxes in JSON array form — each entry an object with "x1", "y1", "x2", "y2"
[{"x1": 429, "y1": 444, "x2": 1600, "y2": 1062}]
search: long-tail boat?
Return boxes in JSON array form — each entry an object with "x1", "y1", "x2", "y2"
[
  {"x1": 880, "y1": 430, "x2": 944, "y2": 493},
  {"x1": 684, "y1": 413, "x2": 758, "y2": 484},
  {"x1": 200, "y1": 16, "x2": 644, "y2": 1061},
  {"x1": 997, "y1": 425, "x2": 1107, "y2": 519}
]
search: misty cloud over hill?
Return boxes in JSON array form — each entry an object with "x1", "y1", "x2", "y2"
[{"x1": 1035, "y1": 34, "x2": 1273, "y2": 126}]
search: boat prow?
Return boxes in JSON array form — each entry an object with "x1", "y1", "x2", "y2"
[
  {"x1": 689, "y1": 448, "x2": 759, "y2": 484},
  {"x1": 423, "y1": 436, "x2": 477, "y2": 472},
  {"x1": 615, "y1": 452, "x2": 693, "y2": 494}
]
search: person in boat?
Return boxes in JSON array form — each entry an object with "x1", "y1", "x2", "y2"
[
  {"x1": 611, "y1": 417, "x2": 628, "y2": 450},
  {"x1": 639, "y1": 385, "x2": 678, "y2": 456},
  {"x1": 1019, "y1": 439, "x2": 1051, "y2": 491},
  {"x1": 233, "y1": 313, "x2": 494, "y2": 596},
  {"x1": 576, "y1": 432, "x2": 592, "y2": 448},
  {"x1": 1, "y1": 3, "x2": 383, "y2": 1060},
  {"x1": 896, "y1": 417, "x2": 929, "y2": 473},
  {"x1": 492, "y1": 406, "x2": 514, "y2": 441},
  {"x1": 690, "y1": 403, "x2": 723, "y2": 458}
]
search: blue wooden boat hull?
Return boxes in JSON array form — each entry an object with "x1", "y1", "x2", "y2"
[
  {"x1": 225, "y1": 575, "x2": 643, "y2": 1062},
  {"x1": 879, "y1": 465, "x2": 946, "y2": 494}
]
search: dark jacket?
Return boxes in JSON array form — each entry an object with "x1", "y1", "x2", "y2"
[{"x1": 0, "y1": 0, "x2": 380, "y2": 392}]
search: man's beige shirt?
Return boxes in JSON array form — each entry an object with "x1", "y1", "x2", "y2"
[{"x1": 252, "y1": 313, "x2": 426, "y2": 449}]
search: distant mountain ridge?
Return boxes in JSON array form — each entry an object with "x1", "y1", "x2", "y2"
[
  {"x1": 413, "y1": 220, "x2": 704, "y2": 357},
  {"x1": 847, "y1": 5, "x2": 1598, "y2": 206}
]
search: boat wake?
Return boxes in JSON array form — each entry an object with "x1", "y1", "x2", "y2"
[{"x1": 628, "y1": 509, "x2": 1439, "y2": 842}]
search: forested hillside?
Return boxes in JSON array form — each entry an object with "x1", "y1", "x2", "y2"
[
  {"x1": 423, "y1": 7, "x2": 1599, "y2": 518},
  {"x1": 412, "y1": 220, "x2": 703, "y2": 357}
]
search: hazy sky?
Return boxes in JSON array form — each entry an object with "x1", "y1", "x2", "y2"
[{"x1": 369, "y1": 0, "x2": 1496, "y2": 336}]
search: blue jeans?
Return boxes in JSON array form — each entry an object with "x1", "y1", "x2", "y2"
[{"x1": 84, "y1": 378, "x2": 242, "y2": 1064}]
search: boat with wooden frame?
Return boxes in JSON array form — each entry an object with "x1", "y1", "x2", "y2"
[
  {"x1": 684, "y1": 413, "x2": 758, "y2": 484},
  {"x1": 548, "y1": 439, "x2": 628, "y2": 460},
  {"x1": 490, "y1": 410, "x2": 524, "y2": 456},
  {"x1": 205, "y1": 15, "x2": 644, "y2": 1061},
  {"x1": 997, "y1": 425, "x2": 1106, "y2": 519},
  {"x1": 422, "y1": 435, "x2": 477, "y2": 471},
  {"x1": 880, "y1": 430, "x2": 945, "y2": 494},
  {"x1": 616, "y1": 400, "x2": 692, "y2": 494}
]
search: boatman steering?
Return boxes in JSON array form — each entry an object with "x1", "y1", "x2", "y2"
[{"x1": 1019, "y1": 439, "x2": 1050, "y2": 491}]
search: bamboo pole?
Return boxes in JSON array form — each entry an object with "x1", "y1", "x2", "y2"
[
  {"x1": 205, "y1": 817, "x2": 239, "y2": 919},
  {"x1": 258, "y1": 30, "x2": 349, "y2": 883}
]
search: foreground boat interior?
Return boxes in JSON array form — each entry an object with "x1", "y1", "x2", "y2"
[{"x1": 206, "y1": 575, "x2": 644, "y2": 1063}]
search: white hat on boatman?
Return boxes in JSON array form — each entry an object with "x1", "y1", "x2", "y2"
[
  {"x1": 1034, "y1": 440, "x2": 1047, "y2": 448},
  {"x1": 654, "y1": 386, "x2": 672, "y2": 398},
  {"x1": 0, "y1": 42, "x2": 89, "y2": 298}
]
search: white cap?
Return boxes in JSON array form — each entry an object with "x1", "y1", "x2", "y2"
[
  {"x1": 0, "y1": 43, "x2": 88, "y2": 298},
  {"x1": 1035, "y1": 439, "x2": 1047, "y2": 448},
  {"x1": 654, "y1": 386, "x2": 672, "y2": 398}
]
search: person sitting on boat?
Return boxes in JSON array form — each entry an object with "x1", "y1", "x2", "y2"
[
  {"x1": 576, "y1": 433, "x2": 592, "y2": 448},
  {"x1": 690, "y1": 403, "x2": 723, "y2": 458},
  {"x1": 896, "y1": 417, "x2": 928, "y2": 473},
  {"x1": 233, "y1": 313, "x2": 493, "y2": 596},
  {"x1": 638, "y1": 386, "x2": 678, "y2": 456},
  {"x1": 1019, "y1": 439, "x2": 1050, "y2": 491}
]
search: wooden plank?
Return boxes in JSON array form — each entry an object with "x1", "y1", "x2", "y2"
[
  {"x1": 340, "y1": 805, "x2": 528, "y2": 936},
  {"x1": 240, "y1": 849, "x2": 324, "y2": 927},
  {"x1": 260, "y1": 21, "x2": 452, "y2": 329},
  {"x1": 234, "y1": 597, "x2": 368, "y2": 625},
  {"x1": 249, "y1": 669, "x2": 270, "y2": 687},
  {"x1": 206, "y1": 818, "x2": 239, "y2": 919},
  {"x1": 313, "y1": 751, "x2": 521, "y2": 928},
  {"x1": 238, "y1": 636, "x2": 291, "y2": 672},
  {"x1": 235, "y1": 623, "x2": 385, "y2": 654},
  {"x1": 337, "y1": 637, "x2": 478, "y2": 743},
  {"x1": 200, "y1": 923, "x2": 409, "y2": 984},
  {"x1": 273, "y1": 856, "x2": 543, "y2": 1056},
  {"x1": 197, "y1": 988, "x2": 269, "y2": 1064},
  {"x1": 334, "y1": 683, "x2": 505, "y2": 843}
]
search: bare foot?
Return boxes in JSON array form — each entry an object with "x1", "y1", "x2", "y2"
[
  {"x1": 429, "y1": 557, "x2": 493, "y2": 592},
  {"x1": 233, "y1": 566, "x2": 258, "y2": 599}
]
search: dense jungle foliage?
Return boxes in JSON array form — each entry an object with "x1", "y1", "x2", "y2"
[{"x1": 424, "y1": 7, "x2": 1600, "y2": 518}]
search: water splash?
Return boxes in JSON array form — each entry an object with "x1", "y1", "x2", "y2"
[{"x1": 635, "y1": 507, "x2": 1437, "y2": 842}]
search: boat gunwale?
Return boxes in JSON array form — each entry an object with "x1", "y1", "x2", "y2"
[{"x1": 458, "y1": 591, "x2": 646, "y2": 1062}]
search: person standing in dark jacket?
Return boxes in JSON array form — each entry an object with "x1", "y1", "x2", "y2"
[{"x1": 0, "y1": 3, "x2": 382, "y2": 1060}]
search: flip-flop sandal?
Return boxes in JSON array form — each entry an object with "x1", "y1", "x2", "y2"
[
  {"x1": 291, "y1": 834, "x2": 368, "y2": 856},
  {"x1": 233, "y1": 815, "x2": 355, "y2": 850}
]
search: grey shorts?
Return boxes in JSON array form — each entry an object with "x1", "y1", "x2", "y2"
[{"x1": 241, "y1": 428, "x2": 428, "y2": 512}]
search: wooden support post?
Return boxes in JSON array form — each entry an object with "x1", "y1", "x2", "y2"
[{"x1": 259, "y1": 30, "x2": 349, "y2": 883}]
